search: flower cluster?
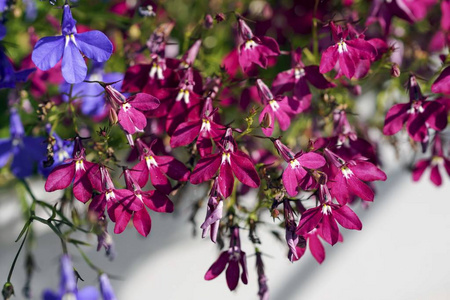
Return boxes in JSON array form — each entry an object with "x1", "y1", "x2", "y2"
[{"x1": 0, "y1": 0, "x2": 448, "y2": 299}]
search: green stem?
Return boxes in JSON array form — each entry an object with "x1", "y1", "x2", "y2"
[
  {"x1": 75, "y1": 245, "x2": 103, "y2": 274},
  {"x1": 7, "y1": 228, "x2": 29, "y2": 282}
]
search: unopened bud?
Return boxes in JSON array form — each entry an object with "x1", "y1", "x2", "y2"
[
  {"x1": 271, "y1": 208, "x2": 280, "y2": 220},
  {"x1": 2, "y1": 282, "x2": 14, "y2": 300},
  {"x1": 215, "y1": 13, "x2": 225, "y2": 23},
  {"x1": 260, "y1": 112, "x2": 271, "y2": 128},
  {"x1": 108, "y1": 108, "x2": 118, "y2": 125},
  {"x1": 204, "y1": 14, "x2": 213, "y2": 29},
  {"x1": 391, "y1": 63, "x2": 400, "y2": 77}
]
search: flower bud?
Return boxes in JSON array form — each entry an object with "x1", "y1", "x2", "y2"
[
  {"x1": 215, "y1": 13, "x2": 225, "y2": 22},
  {"x1": 260, "y1": 112, "x2": 271, "y2": 128},
  {"x1": 2, "y1": 282, "x2": 14, "y2": 300},
  {"x1": 391, "y1": 63, "x2": 400, "y2": 77},
  {"x1": 204, "y1": 14, "x2": 213, "y2": 29},
  {"x1": 108, "y1": 108, "x2": 118, "y2": 125}
]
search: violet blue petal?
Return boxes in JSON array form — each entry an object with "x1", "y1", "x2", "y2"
[
  {"x1": 75, "y1": 31, "x2": 113, "y2": 62},
  {"x1": 32, "y1": 36, "x2": 65, "y2": 71}
]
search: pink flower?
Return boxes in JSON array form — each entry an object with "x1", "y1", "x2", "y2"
[
  {"x1": 319, "y1": 22, "x2": 377, "y2": 79},
  {"x1": 412, "y1": 135, "x2": 450, "y2": 186},
  {"x1": 237, "y1": 19, "x2": 280, "y2": 73},
  {"x1": 130, "y1": 138, "x2": 190, "y2": 194},
  {"x1": 190, "y1": 128, "x2": 260, "y2": 198},
  {"x1": 204, "y1": 226, "x2": 248, "y2": 291},
  {"x1": 432, "y1": 66, "x2": 450, "y2": 95},
  {"x1": 383, "y1": 75, "x2": 448, "y2": 142},
  {"x1": 257, "y1": 79, "x2": 295, "y2": 137},
  {"x1": 296, "y1": 185, "x2": 362, "y2": 245},
  {"x1": 324, "y1": 148, "x2": 387, "y2": 205},
  {"x1": 273, "y1": 139, "x2": 326, "y2": 197},
  {"x1": 45, "y1": 137, "x2": 98, "y2": 203}
]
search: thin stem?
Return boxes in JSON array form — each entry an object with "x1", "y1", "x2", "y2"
[
  {"x1": 75, "y1": 245, "x2": 103, "y2": 274},
  {"x1": 7, "y1": 228, "x2": 29, "y2": 282}
]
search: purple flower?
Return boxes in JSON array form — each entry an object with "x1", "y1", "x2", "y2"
[
  {"x1": 204, "y1": 226, "x2": 248, "y2": 291},
  {"x1": 190, "y1": 128, "x2": 260, "y2": 198},
  {"x1": 0, "y1": 108, "x2": 46, "y2": 178},
  {"x1": 283, "y1": 199, "x2": 299, "y2": 259},
  {"x1": 237, "y1": 18, "x2": 280, "y2": 73},
  {"x1": 43, "y1": 255, "x2": 99, "y2": 300},
  {"x1": 61, "y1": 63, "x2": 123, "y2": 117},
  {"x1": 272, "y1": 48, "x2": 335, "y2": 113},
  {"x1": 32, "y1": 4, "x2": 113, "y2": 83},
  {"x1": 39, "y1": 124, "x2": 75, "y2": 177},
  {"x1": 383, "y1": 75, "x2": 448, "y2": 142},
  {"x1": 99, "y1": 274, "x2": 116, "y2": 300},
  {"x1": 319, "y1": 22, "x2": 377, "y2": 79},
  {"x1": 296, "y1": 185, "x2": 362, "y2": 246},
  {"x1": 200, "y1": 179, "x2": 223, "y2": 243},
  {"x1": 255, "y1": 251, "x2": 269, "y2": 300},
  {"x1": 257, "y1": 79, "x2": 295, "y2": 137},
  {"x1": 412, "y1": 135, "x2": 450, "y2": 186},
  {"x1": 273, "y1": 139, "x2": 326, "y2": 197},
  {"x1": 0, "y1": 49, "x2": 35, "y2": 89}
]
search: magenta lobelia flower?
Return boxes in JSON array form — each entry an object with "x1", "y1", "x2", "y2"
[
  {"x1": 291, "y1": 224, "x2": 343, "y2": 264},
  {"x1": 272, "y1": 48, "x2": 336, "y2": 113},
  {"x1": 257, "y1": 79, "x2": 295, "y2": 137},
  {"x1": 130, "y1": 138, "x2": 190, "y2": 194},
  {"x1": 324, "y1": 148, "x2": 387, "y2": 205},
  {"x1": 170, "y1": 98, "x2": 225, "y2": 156},
  {"x1": 88, "y1": 165, "x2": 143, "y2": 220},
  {"x1": 45, "y1": 136, "x2": 98, "y2": 202},
  {"x1": 283, "y1": 199, "x2": 300, "y2": 259},
  {"x1": 237, "y1": 18, "x2": 280, "y2": 73},
  {"x1": 190, "y1": 128, "x2": 260, "y2": 198},
  {"x1": 412, "y1": 135, "x2": 450, "y2": 187},
  {"x1": 204, "y1": 226, "x2": 248, "y2": 291},
  {"x1": 106, "y1": 168, "x2": 173, "y2": 236},
  {"x1": 383, "y1": 75, "x2": 448, "y2": 142},
  {"x1": 319, "y1": 22, "x2": 377, "y2": 79},
  {"x1": 296, "y1": 185, "x2": 362, "y2": 245},
  {"x1": 100, "y1": 83, "x2": 160, "y2": 139},
  {"x1": 200, "y1": 179, "x2": 223, "y2": 243},
  {"x1": 273, "y1": 139, "x2": 326, "y2": 197},
  {"x1": 432, "y1": 66, "x2": 450, "y2": 95}
]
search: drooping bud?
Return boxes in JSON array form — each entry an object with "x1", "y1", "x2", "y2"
[
  {"x1": 2, "y1": 282, "x2": 14, "y2": 300},
  {"x1": 391, "y1": 63, "x2": 400, "y2": 77},
  {"x1": 204, "y1": 14, "x2": 213, "y2": 29}
]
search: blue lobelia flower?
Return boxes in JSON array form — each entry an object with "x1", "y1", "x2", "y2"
[
  {"x1": 32, "y1": 4, "x2": 113, "y2": 84},
  {"x1": 0, "y1": 108, "x2": 46, "y2": 178},
  {"x1": 42, "y1": 255, "x2": 99, "y2": 300},
  {"x1": 38, "y1": 124, "x2": 74, "y2": 177},
  {"x1": 0, "y1": 48, "x2": 36, "y2": 89},
  {"x1": 99, "y1": 274, "x2": 117, "y2": 300},
  {"x1": 61, "y1": 62, "x2": 123, "y2": 117}
]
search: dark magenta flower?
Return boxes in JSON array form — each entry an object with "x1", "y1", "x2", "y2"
[
  {"x1": 319, "y1": 22, "x2": 377, "y2": 79},
  {"x1": 170, "y1": 98, "x2": 225, "y2": 156},
  {"x1": 190, "y1": 128, "x2": 260, "y2": 198},
  {"x1": 237, "y1": 18, "x2": 280, "y2": 73},
  {"x1": 272, "y1": 48, "x2": 335, "y2": 113},
  {"x1": 0, "y1": 108, "x2": 46, "y2": 178},
  {"x1": 257, "y1": 79, "x2": 295, "y2": 137},
  {"x1": 273, "y1": 139, "x2": 326, "y2": 197},
  {"x1": 324, "y1": 148, "x2": 386, "y2": 205},
  {"x1": 130, "y1": 138, "x2": 190, "y2": 194},
  {"x1": 296, "y1": 185, "x2": 362, "y2": 245},
  {"x1": 32, "y1": 4, "x2": 113, "y2": 83},
  {"x1": 200, "y1": 179, "x2": 223, "y2": 243},
  {"x1": 383, "y1": 75, "x2": 448, "y2": 142},
  {"x1": 43, "y1": 255, "x2": 99, "y2": 300},
  {"x1": 412, "y1": 135, "x2": 450, "y2": 186},
  {"x1": 283, "y1": 199, "x2": 300, "y2": 259},
  {"x1": 255, "y1": 251, "x2": 269, "y2": 300},
  {"x1": 45, "y1": 136, "x2": 98, "y2": 203},
  {"x1": 204, "y1": 226, "x2": 248, "y2": 291}
]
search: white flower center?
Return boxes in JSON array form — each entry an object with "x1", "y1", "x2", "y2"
[
  {"x1": 295, "y1": 68, "x2": 305, "y2": 79},
  {"x1": 431, "y1": 156, "x2": 444, "y2": 166},
  {"x1": 321, "y1": 204, "x2": 332, "y2": 215},
  {"x1": 122, "y1": 103, "x2": 132, "y2": 112},
  {"x1": 337, "y1": 41, "x2": 348, "y2": 53},
  {"x1": 200, "y1": 119, "x2": 211, "y2": 132},
  {"x1": 341, "y1": 166, "x2": 354, "y2": 179},
  {"x1": 105, "y1": 190, "x2": 116, "y2": 201},
  {"x1": 244, "y1": 40, "x2": 258, "y2": 50},
  {"x1": 145, "y1": 155, "x2": 158, "y2": 169},
  {"x1": 290, "y1": 159, "x2": 300, "y2": 168},
  {"x1": 269, "y1": 100, "x2": 280, "y2": 111},
  {"x1": 221, "y1": 152, "x2": 231, "y2": 164},
  {"x1": 75, "y1": 160, "x2": 85, "y2": 172}
]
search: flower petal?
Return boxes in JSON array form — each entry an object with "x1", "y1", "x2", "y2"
[
  {"x1": 62, "y1": 40, "x2": 87, "y2": 83},
  {"x1": 32, "y1": 36, "x2": 64, "y2": 71},
  {"x1": 75, "y1": 31, "x2": 113, "y2": 62},
  {"x1": 204, "y1": 251, "x2": 228, "y2": 280}
]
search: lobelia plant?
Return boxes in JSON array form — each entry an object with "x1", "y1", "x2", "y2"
[{"x1": 0, "y1": 0, "x2": 449, "y2": 299}]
